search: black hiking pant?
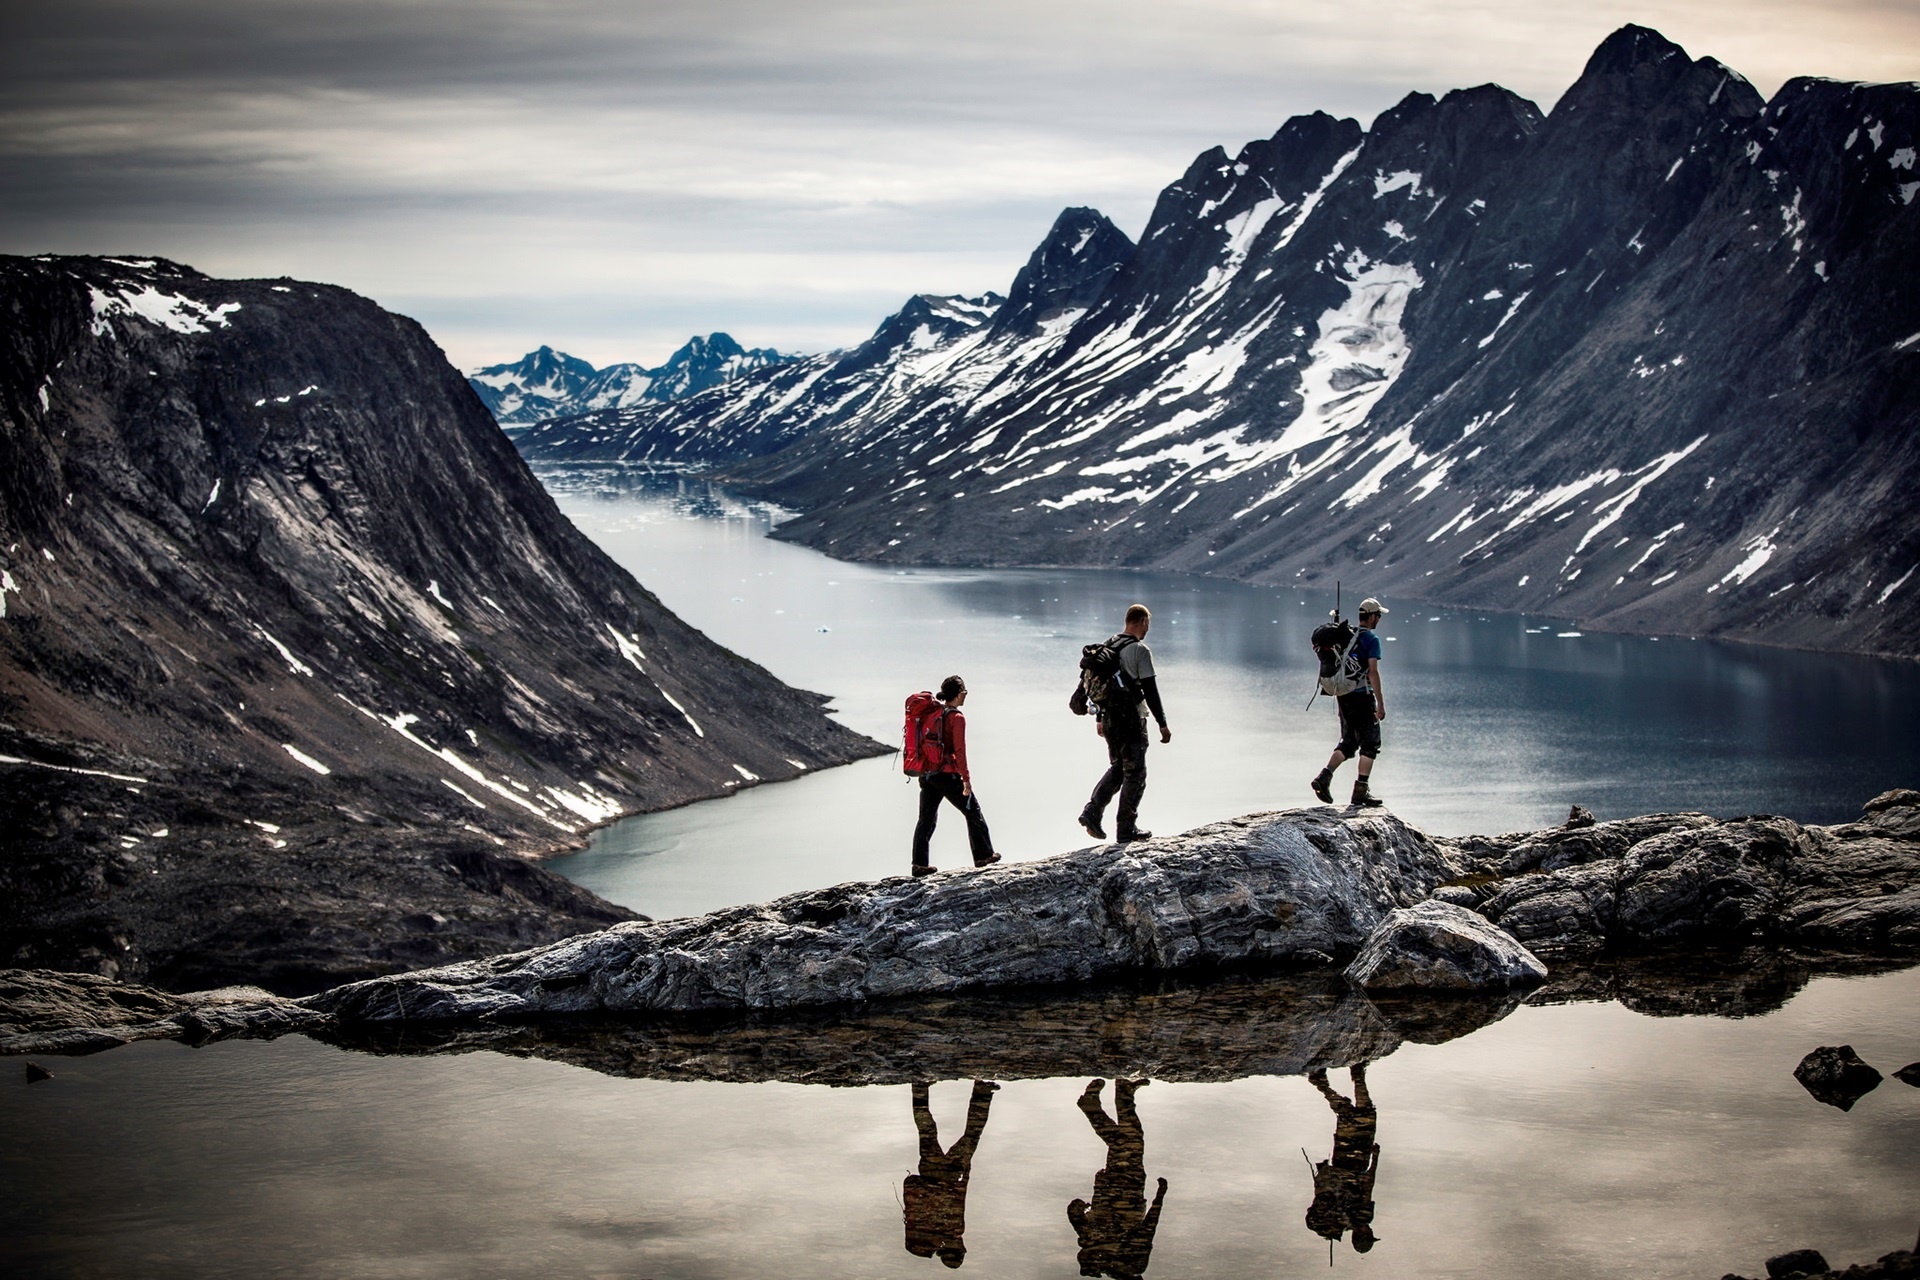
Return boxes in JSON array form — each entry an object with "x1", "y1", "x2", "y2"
[
  {"x1": 1334, "y1": 689, "x2": 1381, "y2": 760},
  {"x1": 913, "y1": 772, "x2": 996, "y2": 869},
  {"x1": 1084, "y1": 725, "x2": 1149, "y2": 836}
]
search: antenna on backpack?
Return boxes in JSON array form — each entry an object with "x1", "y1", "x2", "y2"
[{"x1": 1333, "y1": 579, "x2": 1341, "y2": 621}]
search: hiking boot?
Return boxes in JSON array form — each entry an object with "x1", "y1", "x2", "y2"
[
  {"x1": 1115, "y1": 828, "x2": 1153, "y2": 843},
  {"x1": 974, "y1": 852, "x2": 1002, "y2": 868},
  {"x1": 911, "y1": 864, "x2": 938, "y2": 877},
  {"x1": 1078, "y1": 810, "x2": 1107, "y2": 840},
  {"x1": 1350, "y1": 780, "x2": 1384, "y2": 808},
  {"x1": 1310, "y1": 771, "x2": 1333, "y2": 804}
]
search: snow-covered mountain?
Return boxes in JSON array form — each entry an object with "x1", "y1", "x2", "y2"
[
  {"x1": 516, "y1": 27, "x2": 1920, "y2": 657},
  {"x1": 470, "y1": 333, "x2": 792, "y2": 426}
]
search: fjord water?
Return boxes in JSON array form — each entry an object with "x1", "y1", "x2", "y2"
[
  {"x1": 7, "y1": 470, "x2": 1918, "y2": 1280},
  {"x1": 539, "y1": 470, "x2": 1920, "y2": 920}
]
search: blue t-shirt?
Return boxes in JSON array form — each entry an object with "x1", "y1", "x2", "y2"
[{"x1": 1344, "y1": 627, "x2": 1382, "y2": 691}]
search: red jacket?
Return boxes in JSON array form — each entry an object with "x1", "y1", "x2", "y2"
[{"x1": 939, "y1": 707, "x2": 972, "y2": 784}]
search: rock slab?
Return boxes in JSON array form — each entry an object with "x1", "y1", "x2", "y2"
[
  {"x1": 309, "y1": 807, "x2": 1467, "y2": 1023},
  {"x1": 1344, "y1": 900, "x2": 1548, "y2": 992}
]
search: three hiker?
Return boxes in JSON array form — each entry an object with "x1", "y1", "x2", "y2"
[
  {"x1": 1310, "y1": 597, "x2": 1388, "y2": 809},
  {"x1": 1077, "y1": 603, "x2": 1172, "y2": 843},
  {"x1": 907, "y1": 675, "x2": 1001, "y2": 876},
  {"x1": 907, "y1": 591, "x2": 1390, "y2": 874}
]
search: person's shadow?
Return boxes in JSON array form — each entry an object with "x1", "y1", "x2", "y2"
[
  {"x1": 903, "y1": 1079, "x2": 999, "y2": 1268},
  {"x1": 1068, "y1": 1077, "x2": 1169, "y2": 1280},
  {"x1": 1305, "y1": 1063, "x2": 1380, "y2": 1255}
]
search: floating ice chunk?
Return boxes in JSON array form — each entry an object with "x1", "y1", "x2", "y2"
[
  {"x1": 284, "y1": 744, "x2": 332, "y2": 775},
  {"x1": 1517, "y1": 575, "x2": 1529, "y2": 586},
  {"x1": 1557, "y1": 632, "x2": 1583, "y2": 638}
]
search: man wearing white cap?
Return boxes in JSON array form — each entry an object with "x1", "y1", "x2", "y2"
[{"x1": 1310, "y1": 597, "x2": 1389, "y2": 808}]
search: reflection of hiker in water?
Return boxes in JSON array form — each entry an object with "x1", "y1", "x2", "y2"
[
  {"x1": 903, "y1": 1079, "x2": 999, "y2": 1268},
  {"x1": 1069, "y1": 1078, "x2": 1169, "y2": 1280},
  {"x1": 1305, "y1": 1064, "x2": 1380, "y2": 1254}
]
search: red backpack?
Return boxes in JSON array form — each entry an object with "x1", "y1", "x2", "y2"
[{"x1": 902, "y1": 691, "x2": 950, "y2": 776}]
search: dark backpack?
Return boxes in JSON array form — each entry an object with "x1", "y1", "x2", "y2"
[
  {"x1": 1074, "y1": 634, "x2": 1139, "y2": 714},
  {"x1": 1310, "y1": 619, "x2": 1361, "y2": 696},
  {"x1": 902, "y1": 691, "x2": 951, "y2": 775}
]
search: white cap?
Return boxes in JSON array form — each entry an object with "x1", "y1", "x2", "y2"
[{"x1": 1358, "y1": 597, "x2": 1388, "y2": 615}]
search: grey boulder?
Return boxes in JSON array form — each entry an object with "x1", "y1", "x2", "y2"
[
  {"x1": 1344, "y1": 900, "x2": 1548, "y2": 992},
  {"x1": 310, "y1": 807, "x2": 1466, "y2": 1024},
  {"x1": 1792, "y1": 1044, "x2": 1883, "y2": 1111}
]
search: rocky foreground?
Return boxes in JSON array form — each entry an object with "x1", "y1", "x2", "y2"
[{"x1": 3, "y1": 791, "x2": 1914, "y2": 1061}]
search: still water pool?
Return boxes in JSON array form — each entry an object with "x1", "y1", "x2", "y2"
[
  {"x1": 4, "y1": 965, "x2": 1916, "y2": 1278},
  {"x1": 538, "y1": 470, "x2": 1920, "y2": 921}
]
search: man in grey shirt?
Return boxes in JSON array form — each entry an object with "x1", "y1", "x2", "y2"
[{"x1": 1079, "y1": 603, "x2": 1172, "y2": 842}]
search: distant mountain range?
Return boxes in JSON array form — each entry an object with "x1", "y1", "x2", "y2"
[
  {"x1": 517, "y1": 26, "x2": 1920, "y2": 657},
  {"x1": 470, "y1": 334, "x2": 794, "y2": 427},
  {"x1": 0, "y1": 256, "x2": 879, "y2": 990}
]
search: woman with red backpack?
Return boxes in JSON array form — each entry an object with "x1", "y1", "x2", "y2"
[{"x1": 905, "y1": 675, "x2": 1001, "y2": 876}]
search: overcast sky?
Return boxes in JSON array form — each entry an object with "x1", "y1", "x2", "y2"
[{"x1": 3, "y1": 0, "x2": 1915, "y2": 370}]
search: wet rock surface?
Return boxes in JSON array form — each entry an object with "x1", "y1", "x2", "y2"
[
  {"x1": 309, "y1": 807, "x2": 1468, "y2": 1023},
  {"x1": 1793, "y1": 1044, "x2": 1885, "y2": 1111},
  {"x1": 1470, "y1": 791, "x2": 1920, "y2": 955},
  {"x1": 1344, "y1": 900, "x2": 1547, "y2": 991},
  {"x1": 1723, "y1": 1244, "x2": 1920, "y2": 1280},
  {"x1": 4, "y1": 796, "x2": 1917, "y2": 1053}
]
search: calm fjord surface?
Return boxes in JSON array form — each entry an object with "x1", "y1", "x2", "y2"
[
  {"x1": 6, "y1": 468, "x2": 1916, "y2": 1280},
  {"x1": 540, "y1": 470, "x2": 1920, "y2": 921}
]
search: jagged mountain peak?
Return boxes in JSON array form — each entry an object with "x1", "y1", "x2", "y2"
[
  {"x1": 991, "y1": 208, "x2": 1134, "y2": 338},
  {"x1": 515, "y1": 26, "x2": 1920, "y2": 657}
]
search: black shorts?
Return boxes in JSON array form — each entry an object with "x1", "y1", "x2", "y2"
[{"x1": 1335, "y1": 689, "x2": 1381, "y2": 759}]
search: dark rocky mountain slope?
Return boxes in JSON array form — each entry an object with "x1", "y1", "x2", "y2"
[
  {"x1": 471, "y1": 334, "x2": 793, "y2": 427},
  {"x1": 0, "y1": 255, "x2": 882, "y2": 992},
  {"x1": 519, "y1": 28, "x2": 1920, "y2": 656}
]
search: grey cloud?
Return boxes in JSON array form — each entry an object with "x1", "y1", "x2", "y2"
[{"x1": 2, "y1": 0, "x2": 1914, "y2": 369}]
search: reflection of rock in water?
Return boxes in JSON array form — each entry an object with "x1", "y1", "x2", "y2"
[
  {"x1": 1523, "y1": 950, "x2": 1898, "y2": 1020},
  {"x1": 1793, "y1": 1045, "x2": 1884, "y2": 1111},
  {"x1": 323, "y1": 969, "x2": 1441, "y2": 1086},
  {"x1": 1305, "y1": 1065, "x2": 1380, "y2": 1255},
  {"x1": 903, "y1": 1080, "x2": 997, "y2": 1268},
  {"x1": 1721, "y1": 1239, "x2": 1920, "y2": 1280},
  {"x1": 1069, "y1": 1078, "x2": 1167, "y2": 1280}
]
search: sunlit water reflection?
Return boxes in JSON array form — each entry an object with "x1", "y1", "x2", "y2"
[
  {"x1": 4, "y1": 965, "x2": 1916, "y2": 1278},
  {"x1": 537, "y1": 469, "x2": 1920, "y2": 921}
]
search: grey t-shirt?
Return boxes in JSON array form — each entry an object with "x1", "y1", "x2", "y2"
[{"x1": 1115, "y1": 635, "x2": 1155, "y2": 729}]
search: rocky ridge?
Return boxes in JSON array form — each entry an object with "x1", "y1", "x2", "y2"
[
  {"x1": 519, "y1": 27, "x2": 1920, "y2": 656},
  {"x1": 469, "y1": 334, "x2": 794, "y2": 428},
  {"x1": 0, "y1": 255, "x2": 883, "y2": 992},
  {"x1": 6, "y1": 791, "x2": 1912, "y2": 1055}
]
